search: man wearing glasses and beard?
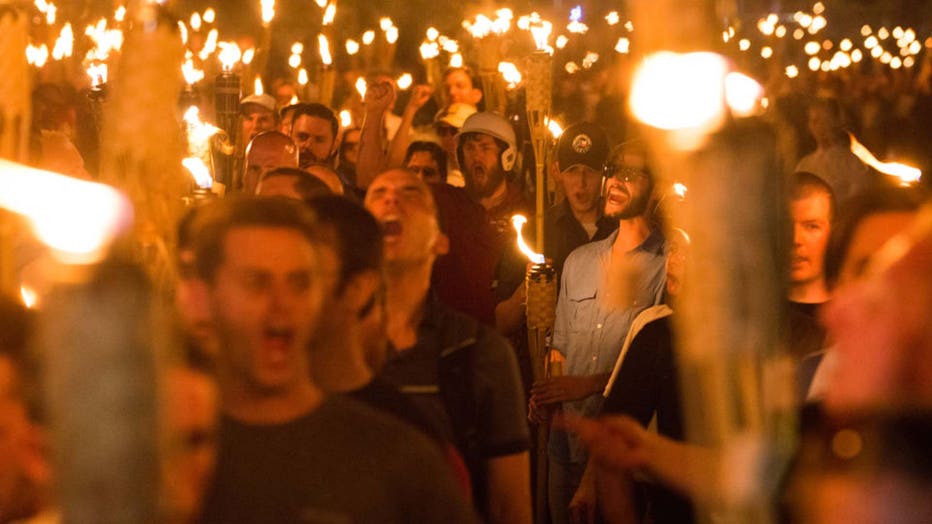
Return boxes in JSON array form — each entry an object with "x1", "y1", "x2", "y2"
[{"x1": 529, "y1": 142, "x2": 667, "y2": 524}]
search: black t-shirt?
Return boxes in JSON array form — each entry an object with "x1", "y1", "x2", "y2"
[
  {"x1": 348, "y1": 377, "x2": 448, "y2": 445},
  {"x1": 200, "y1": 396, "x2": 477, "y2": 524}
]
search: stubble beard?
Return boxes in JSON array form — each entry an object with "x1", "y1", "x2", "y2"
[{"x1": 606, "y1": 190, "x2": 650, "y2": 220}]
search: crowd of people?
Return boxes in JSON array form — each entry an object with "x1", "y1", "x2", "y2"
[{"x1": 4, "y1": 34, "x2": 932, "y2": 524}]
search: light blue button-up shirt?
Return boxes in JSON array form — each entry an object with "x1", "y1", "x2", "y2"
[{"x1": 550, "y1": 228, "x2": 666, "y2": 463}]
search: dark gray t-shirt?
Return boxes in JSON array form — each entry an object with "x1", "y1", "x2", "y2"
[{"x1": 200, "y1": 395, "x2": 478, "y2": 524}]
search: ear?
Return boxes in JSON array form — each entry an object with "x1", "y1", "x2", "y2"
[{"x1": 432, "y1": 232, "x2": 450, "y2": 257}]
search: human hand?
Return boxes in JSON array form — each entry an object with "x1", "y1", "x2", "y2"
[
  {"x1": 364, "y1": 81, "x2": 396, "y2": 116},
  {"x1": 568, "y1": 471, "x2": 598, "y2": 524},
  {"x1": 557, "y1": 414, "x2": 653, "y2": 474},
  {"x1": 404, "y1": 84, "x2": 434, "y2": 114},
  {"x1": 531, "y1": 375, "x2": 599, "y2": 405},
  {"x1": 527, "y1": 396, "x2": 552, "y2": 425}
]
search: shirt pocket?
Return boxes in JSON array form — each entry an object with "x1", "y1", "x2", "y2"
[{"x1": 567, "y1": 290, "x2": 597, "y2": 334}]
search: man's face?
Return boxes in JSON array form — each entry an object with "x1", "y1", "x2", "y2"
[
  {"x1": 176, "y1": 249, "x2": 216, "y2": 355},
  {"x1": 435, "y1": 124, "x2": 459, "y2": 156},
  {"x1": 0, "y1": 357, "x2": 40, "y2": 523},
  {"x1": 279, "y1": 111, "x2": 295, "y2": 137},
  {"x1": 808, "y1": 106, "x2": 838, "y2": 145},
  {"x1": 241, "y1": 105, "x2": 276, "y2": 142},
  {"x1": 340, "y1": 129, "x2": 361, "y2": 167},
  {"x1": 443, "y1": 70, "x2": 481, "y2": 106},
  {"x1": 364, "y1": 170, "x2": 444, "y2": 266},
  {"x1": 208, "y1": 227, "x2": 323, "y2": 395},
  {"x1": 292, "y1": 115, "x2": 336, "y2": 167},
  {"x1": 603, "y1": 152, "x2": 652, "y2": 220},
  {"x1": 257, "y1": 175, "x2": 302, "y2": 200},
  {"x1": 406, "y1": 151, "x2": 442, "y2": 183},
  {"x1": 244, "y1": 141, "x2": 298, "y2": 195},
  {"x1": 461, "y1": 134, "x2": 506, "y2": 200},
  {"x1": 791, "y1": 193, "x2": 832, "y2": 286},
  {"x1": 162, "y1": 367, "x2": 218, "y2": 524},
  {"x1": 560, "y1": 164, "x2": 602, "y2": 216}
]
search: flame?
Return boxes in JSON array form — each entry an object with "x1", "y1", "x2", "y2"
[
  {"x1": 420, "y1": 42, "x2": 440, "y2": 60},
  {"x1": 355, "y1": 77, "x2": 367, "y2": 99},
  {"x1": 261, "y1": 0, "x2": 275, "y2": 25},
  {"x1": 440, "y1": 37, "x2": 458, "y2": 53},
  {"x1": 26, "y1": 44, "x2": 50, "y2": 68},
  {"x1": 527, "y1": 14, "x2": 554, "y2": 52},
  {"x1": 314, "y1": 0, "x2": 326, "y2": 7},
  {"x1": 199, "y1": 29, "x2": 219, "y2": 60},
  {"x1": 362, "y1": 30, "x2": 375, "y2": 45},
  {"x1": 379, "y1": 17, "x2": 393, "y2": 31},
  {"x1": 511, "y1": 215, "x2": 545, "y2": 264},
  {"x1": 849, "y1": 134, "x2": 922, "y2": 186},
  {"x1": 614, "y1": 37, "x2": 630, "y2": 54},
  {"x1": 605, "y1": 11, "x2": 620, "y2": 25},
  {"x1": 35, "y1": 0, "x2": 56, "y2": 24},
  {"x1": 291, "y1": 42, "x2": 304, "y2": 54},
  {"x1": 397, "y1": 73, "x2": 413, "y2": 90},
  {"x1": 0, "y1": 159, "x2": 133, "y2": 264},
  {"x1": 288, "y1": 53, "x2": 301, "y2": 69},
  {"x1": 20, "y1": 285, "x2": 37, "y2": 309},
  {"x1": 217, "y1": 42, "x2": 241, "y2": 70},
  {"x1": 87, "y1": 63, "x2": 108, "y2": 87},
  {"x1": 546, "y1": 117, "x2": 563, "y2": 138},
  {"x1": 114, "y1": 5, "x2": 126, "y2": 22},
  {"x1": 582, "y1": 51, "x2": 599, "y2": 69},
  {"x1": 182, "y1": 58, "x2": 205, "y2": 85},
  {"x1": 724, "y1": 72, "x2": 763, "y2": 117},
  {"x1": 254, "y1": 75, "x2": 264, "y2": 95},
  {"x1": 318, "y1": 34, "x2": 332, "y2": 65},
  {"x1": 386, "y1": 26, "x2": 399, "y2": 44},
  {"x1": 182, "y1": 158, "x2": 214, "y2": 189},
  {"x1": 346, "y1": 39, "x2": 360, "y2": 55},
  {"x1": 203, "y1": 8, "x2": 216, "y2": 24},
  {"x1": 289, "y1": 94, "x2": 299, "y2": 105},
  {"x1": 190, "y1": 12, "x2": 202, "y2": 31},
  {"x1": 673, "y1": 182, "x2": 688, "y2": 200},
  {"x1": 297, "y1": 68, "x2": 309, "y2": 85},
  {"x1": 178, "y1": 21, "x2": 189, "y2": 45},
  {"x1": 449, "y1": 53, "x2": 463, "y2": 68},
  {"x1": 242, "y1": 48, "x2": 255, "y2": 64},
  {"x1": 498, "y1": 61, "x2": 522, "y2": 88},
  {"x1": 84, "y1": 18, "x2": 124, "y2": 62},
  {"x1": 322, "y1": 2, "x2": 336, "y2": 25},
  {"x1": 339, "y1": 110, "x2": 353, "y2": 128},
  {"x1": 52, "y1": 23, "x2": 74, "y2": 60},
  {"x1": 426, "y1": 27, "x2": 439, "y2": 41}
]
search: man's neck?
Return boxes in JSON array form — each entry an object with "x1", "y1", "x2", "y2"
[
  {"x1": 221, "y1": 380, "x2": 323, "y2": 426},
  {"x1": 612, "y1": 215, "x2": 652, "y2": 253},
  {"x1": 571, "y1": 203, "x2": 600, "y2": 226},
  {"x1": 312, "y1": 339, "x2": 374, "y2": 394},
  {"x1": 789, "y1": 279, "x2": 830, "y2": 304},
  {"x1": 479, "y1": 180, "x2": 509, "y2": 211},
  {"x1": 384, "y1": 260, "x2": 432, "y2": 351}
]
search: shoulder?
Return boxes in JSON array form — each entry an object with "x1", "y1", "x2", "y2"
[{"x1": 564, "y1": 234, "x2": 612, "y2": 267}]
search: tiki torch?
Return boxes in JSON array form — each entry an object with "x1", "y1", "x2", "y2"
[
  {"x1": 214, "y1": 43, "x2": 242, "y2": 188},
  {"x1": 524, "y1": 18, "x2": 554, "y2": 246},
  {"x1": 465, "y1": 11, "x2": 512, "y2": 116},
  {"x1": 512, "y1": 214, "x2": 557, "y2": 524},
  {"x1": 318, "y1": 33, "x2": 336, "y2": 107}
]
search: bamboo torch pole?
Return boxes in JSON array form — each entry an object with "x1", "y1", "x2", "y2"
[{"x1": 627, "y1": 0, "x2": 791, "y2": 521}]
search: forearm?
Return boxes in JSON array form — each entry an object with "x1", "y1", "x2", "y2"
[
  {"x1": 486, "y1": 453, "x2": 532, "y2": 524},
  {"x1": 494, "y1": 291, "x2": 525, "y2": 336},
  {"x1": 355, "y1": 111, "x2": 387, "y2": 189},
  {"x1": 386, "y1": 108, "x2": 417, "y2": 169}
]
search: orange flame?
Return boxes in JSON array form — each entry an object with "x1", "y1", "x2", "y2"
[{"x1": 511, "y1": 215, "x2": 545, "y2": 264}]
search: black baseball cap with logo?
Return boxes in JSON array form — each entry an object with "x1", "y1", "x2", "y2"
[{"x1": 556, "y1": 122, "x2": 609, "y2": 172}]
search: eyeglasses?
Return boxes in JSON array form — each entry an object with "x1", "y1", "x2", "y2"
[{"x1": 603, "y1": 164, "x2": 650, "y2": 183}]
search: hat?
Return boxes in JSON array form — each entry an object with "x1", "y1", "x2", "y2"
[
  {"x1": 434, "y1": 103, "x2": 477, "y2": 129},
  {"x1": 240, "y1": 93, "x2": 276, "y2": 113},
  {"x1": 557, "y1": 122, "x2": 609, "y2": 172}
]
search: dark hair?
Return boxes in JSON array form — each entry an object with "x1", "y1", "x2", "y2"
[
  {"x1": 192, "y1": 196, "x2": 320, "y2": 282},
  {"x1": 404, "y1": 141, "x2": 448, "y2": 182},
  {"x1": 292, "y1": 103, "x2": 339, "y2": 140},
  {"x1": 824, "y1": 186, "x2": 927, "y2": 288},
  {"x1": 792, "y1": 171, "x2": 837, "y2": 222},
  {"x1": 306, "y1": 196, "x2": 383, "y2": 292},
  {"x1": 261, "y1": 167, "x2": 332, "y2": 201},
  {"x1": 280, "y1": 103, "x2": 300, "y2": 121}
]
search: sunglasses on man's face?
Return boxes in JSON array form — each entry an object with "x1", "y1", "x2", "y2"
[{"x1": 603, "y1": 164, "x2": 650, "y2": 183}]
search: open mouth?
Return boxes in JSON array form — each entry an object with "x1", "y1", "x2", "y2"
[
  {"x1": 380, "y1": 219, "x2": 403, "y2": 239},
  {"x1": 263, "y1": 326, "x2": 294, "y2": 356},
  {"x1": 606, "y1": 188, "x2": 628, "y2": 206}
]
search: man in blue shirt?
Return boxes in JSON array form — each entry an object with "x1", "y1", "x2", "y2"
[{"x1": 530, "y1": 141, "x2": 666, "y2": 524}]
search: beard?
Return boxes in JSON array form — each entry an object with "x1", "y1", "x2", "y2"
[
  {"x1": 605, "y1": 188, "x2": 651, "y2": 220},
  {"x1": 464, "y1": 163, "x2": 506, "y2": 199}
]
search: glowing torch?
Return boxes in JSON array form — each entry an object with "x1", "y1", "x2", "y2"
[
  {"x1": 318, "y1": 33, "x2": 336, "y2": 107},
  {"x1": 465, "y1": 10, "x2": 512, "y2": 115},
  {"x1": 512, "y1": 213, "x2": 557, "y2": 524},
  {"x1": 524, "y1": 15, "x2": 554, "y2": 245},
  {"x1": 214, "y1": 42, "x2": 242, "y2": 188},
  {"x1": 849, "y1": 133, "x2": 922, "y2": 186}
]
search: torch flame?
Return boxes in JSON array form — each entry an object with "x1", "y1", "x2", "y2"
[
  {"x1": 526, "y1": 13, "x2": 554, "y2": 52},
  {"x1": 379, "y1": 17, "x2": 393, "y2": 31},
  {"x1": 0, "y1": 159, "x2": 133, "y2": 264},
  {"x1": 200, "y1": 29, "x2": 219, "y2": 60},
  {"x1": 87, "y1": 63, "x2": 108, "y2": 87},
  {"x1": 318, "y1": 34, "x2": 333, "y2": 65},
  {"x1": 322, "y1": 2, "x2": 336, "y2": 25},
  {"x1": 339, "y1": 110, "x2": 353, "y2": 128},
  {"x1": 182, "y1": 157, "x2": 214, "y2": 189},
  {"x1": 190, "y1": 12, "x2": 202, "y2": 31},
  {"x1": 498, "y1": 62, "x2": 522, "y2": 88},
  {"x1": 26, "y1": 44, "x2": 50, "y2": 68},
  {"x1": 362, "y1": 30, "x2": 375, "y2": 45},
  {"x1": 261, "y1": 0, "x2": 275, "y2": 25},
  {"x1": 114, "y1": 5, "x2": 126, "y2": 22},
  {"x1": 203, "y1": 8, "x2": 216, "y2": 24},
  {"x1": 52, "y1": 23, "x2": 74, "y2": 60},
  {"x1": 449, "y1": 53, "x2": 463, "y2": 68},
  {"x1": 242, "y1": 48, "x2": 255, "y2": 64},
  {"x1": 546, "y1": 117, "x2": 564, "y2": 138},
  {"x1": 420, "y1": 42, "x2": 440, "y2": 60},
  {"x1": 511, "y1": 215, "x2": 545, "y2": 264},
  {"x1": 217, "y1": 41, "x2": 241, "y2": 71},
  {"x1": 182, "y1": 58, "x2": 205, "y2": 85},
  {"x1": 355, "y1": 77, "x2": 367, "y2": 99},
  {"x1": 397, "y1": 73, "x2": 413, "y2": 90},
  {"x1": 849, "y1": 133, "x2": 922, "y2": 186},
  {"x1": 297, "y1": 68, "x2": 309, "y2": 85},
  {"x1": 386, "y1": 26, "x2": 399, "y2": 44},
  {"x1": 346, "y1": 39, "x2": 360, "y2": 55},
  {"x1": 254, "y1": 75, "x2": 264, "y2": 95},
  {"x1": 20, "y1": 285, "x2": 37, "y2": 309}
]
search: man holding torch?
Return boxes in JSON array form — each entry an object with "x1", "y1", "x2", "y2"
[{"x1": 529, "y1": 142, "x2": 666, "y2": 524}]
